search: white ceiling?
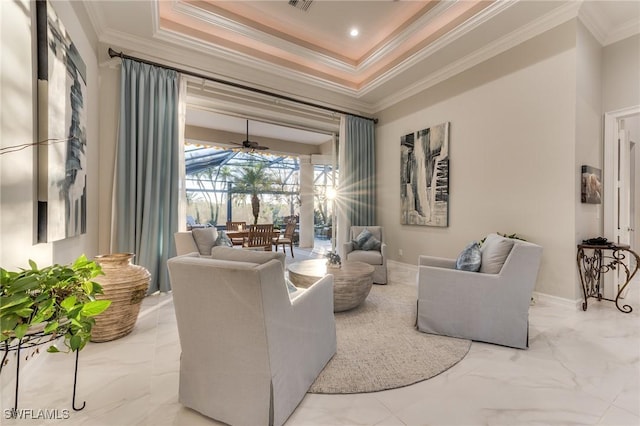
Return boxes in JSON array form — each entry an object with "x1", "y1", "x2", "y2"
[{"x1": 85, "y1": 0, "x2": 640, "y2": 144}]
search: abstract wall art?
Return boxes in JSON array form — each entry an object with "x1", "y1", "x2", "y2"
[
  {"x1": 400, "y1": 122, "x2": 450, "y2": 227},
  {"x1": 36, "y1": 0, "x2": 87, "y2": 242}
]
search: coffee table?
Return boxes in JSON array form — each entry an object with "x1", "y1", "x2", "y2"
[{"x1": 287, "y1": 259, "x2": 375, "y2": 312}]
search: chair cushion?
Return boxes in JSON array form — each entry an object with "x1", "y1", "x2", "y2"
[
  {"x1": 347, "y1": 250, "x2": 383, "y2": 265},
  {"x1": 214, "y1": 230, "x2": 233, "y2": 248},
  {"x1": 480, "y1": 234, "x2": 514, "y2": 274},
  {"x1": 191, "y1": 228, "x2": 218, "y2": 255},
  {"x1": 455, "y1": 242, "x2": 481, "y2": 272}
]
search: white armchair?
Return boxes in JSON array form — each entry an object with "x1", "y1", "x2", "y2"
[
  {"x1": 416, "y1": 234, "x2": 542, "y2": 349},
  {"x1": 342, "y1": 226, "x2": 387, "y2": 284},
  {"x1": 167, "y1": 250, "x2": 336, "y2": 426}
]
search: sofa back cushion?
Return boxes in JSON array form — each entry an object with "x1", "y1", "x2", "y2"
[
  {"x1": 479, "y1": 234, "x2": 514, "y2": 274},
  {"x1": 211, "y1": 246, "x2": 285, "y2": 268}
]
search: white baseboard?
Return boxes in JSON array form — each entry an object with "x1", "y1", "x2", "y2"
[
  {"x1": 532, "y1": 291, "x2": 581, "y2": 310},
  {"x1": 388, "y1": 259, "x2": 417, "y2": 272}
]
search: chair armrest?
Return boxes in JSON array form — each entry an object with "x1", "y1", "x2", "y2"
[
  {"x1": 174, "y1": 232, "x2": 199, "y2": 256},
  {"x1": 418, "y1": 255, "x2": 456, "y2": 269},
  {"x1": 342, "y1": 241, "x2": 354, "y2": 256},
  {"x1": 380, "y1": 242, "x2": 387, "y2": 259},
  {"x1": 291, "y1": 275, "x2": 334, "y2": 312}
]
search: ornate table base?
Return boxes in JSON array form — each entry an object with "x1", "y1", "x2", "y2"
[{"x1": 576, "y1": 243, "x2": 639, "y2": 313}]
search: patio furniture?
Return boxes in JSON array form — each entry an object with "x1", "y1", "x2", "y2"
[
  {"x1": 244, "y1": 224, "x2": 274, "y2": 251},
  {"x1": 186, "y1": 215, "x2": 207, "y2": 230},
  {"x1": 273, "y1": 219, "x2": 296, "y2": 256},
  {"x1": 288, "y1": 259, "x2": 375, "y2": 312},
  {"x1": 167, "y1": 250, "x2": 336, "y2": 426},
  {"x1": 416, "y1": 234, "x2": 543, "y2": 349},
  {"x1": 226, "y1": 221, "x2": 247, "y2": 246},
  {"x1": 342, "y1": 226, "x2": 387, "y2": 284}
]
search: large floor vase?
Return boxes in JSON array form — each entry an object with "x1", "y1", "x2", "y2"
[{"x1": 91, "y1": 253, "x2": 150, "y2": 342}]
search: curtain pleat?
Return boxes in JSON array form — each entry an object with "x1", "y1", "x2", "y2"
[
  {"x1": 114, "y1": 59, "x2": 180, "y2": 293},
  {"x1": 340, "y1": 115, "x2": 376, "y2": 229}
]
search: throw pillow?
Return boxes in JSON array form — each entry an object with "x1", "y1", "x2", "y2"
[
  {"x1": 214, "y1": 231, "x2": 233, "y2": 248},
  {"x1": 353, "y1": 228, "x2": 373, "y2": 250},
  {"x1": 455, "y1": 242, "x2": 481, "y2": 272},
  {"x1": 361, "y1": 235, "x2": 382, "y2": 251},
  {"x1": 479, "y1": 233, "x2": 514, "y2": 274},
  {"x1": 191, "y1": 228, "x2": 217, "y2": 255}
]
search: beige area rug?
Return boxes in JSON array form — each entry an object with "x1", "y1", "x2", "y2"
[{"x1": 308, "y1": 282, "x2": 471, "y2": 394}]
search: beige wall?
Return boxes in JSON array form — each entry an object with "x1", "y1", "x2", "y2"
[
  {"x1": 375, "y1": 22, "x2": 579, "y2": 299},
  {"x1": 603, "y1": 34, "x2": 640, "y2": 113},
  {"x1": 0, "y1": 0, "x2": 99, "y2": 269},
  {"x1": 574, "y1": 21, "x2": 603, "y2": 256}
]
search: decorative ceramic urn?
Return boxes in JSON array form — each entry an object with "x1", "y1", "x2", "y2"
[{"x1": 90, "y1": 253, "x2": 150, "y2": 342}]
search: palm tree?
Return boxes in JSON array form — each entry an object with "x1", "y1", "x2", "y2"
[{"x1": 233, "y1": 163, "x2": 275, "y2": 225}]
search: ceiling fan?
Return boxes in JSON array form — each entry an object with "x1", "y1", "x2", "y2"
[{"x1": 230, "y1": 120, "x2": 269, "y2": 151}]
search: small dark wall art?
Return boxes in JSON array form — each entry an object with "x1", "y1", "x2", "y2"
[
  {"x1": 400, "y1": 122, "x2": 450, "y2": 227},
  {"x1": 581, "y1": 165, "x2": 602, "y2": 204},
  {"x1": 36, "y1": 0, "x2": 88, "y2": 242}
]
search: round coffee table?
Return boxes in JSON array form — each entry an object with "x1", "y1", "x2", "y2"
[{"x1": 287, "y1": 259, "x2": 375, "y2": 312}]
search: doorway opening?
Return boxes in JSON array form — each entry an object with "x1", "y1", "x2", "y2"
[{"x1": 603, "y1": 106, "x2": 639, "y2": 297}]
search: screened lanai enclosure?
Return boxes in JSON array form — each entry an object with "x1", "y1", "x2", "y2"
[{"x1": 184, "y1": 144, "x2": 337, "y2": 241}]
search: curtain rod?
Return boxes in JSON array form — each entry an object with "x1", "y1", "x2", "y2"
[{"x1": 108, "y1": 48, "x2": 378, "y2": 124}]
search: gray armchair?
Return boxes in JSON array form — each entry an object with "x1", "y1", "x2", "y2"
[
  {"x1": 416, "y1": 234, "x2": 542, "y2": 349},
  {"x1": 167, "y1": 249, "x2": 336, "y2": 426},
  {"x1": 342, "y1": 226, "x2": 387, "y2": 284}
]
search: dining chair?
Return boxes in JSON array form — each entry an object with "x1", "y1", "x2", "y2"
[
  {"x1": 226, "y1": 221, "x2": 247, "y2": 246},
  {"x1": 273, "y1": 219, "x2": 296, "y2": 257},
  {"x1": 244, "y1": 224, "x2": 274, "y2": 251}
]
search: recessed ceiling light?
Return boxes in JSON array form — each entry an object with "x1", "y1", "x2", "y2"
[{"x1": 350, "y1": 28, "x2": 359, "y2": 37}]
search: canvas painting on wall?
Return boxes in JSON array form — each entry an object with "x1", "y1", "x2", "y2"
[
  {"x1": 400, "y1": 122, "x2": 450, "y2": 226},
  {"x1": 36, "y1": 0, "x2": 88, "y2": 242},
  {"x1": 581, "y1": 165, "x2": 602, "y2": 204}
]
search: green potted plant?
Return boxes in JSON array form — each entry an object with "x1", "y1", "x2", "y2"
[{"x1": 0, "y1": 255, "x2": 111, "y2": 354}]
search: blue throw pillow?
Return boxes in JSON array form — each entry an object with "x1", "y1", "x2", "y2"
[
  {"x1": 353, "y1": 229, "x2": 373, "y2": 250},
  {"x1": 214, "y1": 231, "x2": 233, "y2": 248},
  {"x1": 455, "y1": 242, "x2": 481, "y2": 272},
  {"x1": 361, "y1": 235, "x2": 381, "y2": 251}
]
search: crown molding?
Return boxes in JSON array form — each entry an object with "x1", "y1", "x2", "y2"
[
  {"x1": 170, "y1": 1, "x2": 357, "y2": 73},
  {"x1": 578, "y1": 2, "x2": 640, "y2": 46},
  {"x1": 604, "y1": 18, "x2": 640, "y2": 46},
  {"x1": 371, "y1": 1, "x2": 582, "y2": 112},
  {"x1": 355, "y1": 1, "x2": 454, "y2": 71},
  {"x1": 360, "y1": 0, "x2": 516, "y2": 98},
  {"x1": 578, "y1": 2, "x2": 608, "y2": 45},
  {"x1": 82, "y1": 1, "x2": 106, "y2": 38},
  {"x1": 99, "y1": 28, "x2": 374, "y2": 116}
]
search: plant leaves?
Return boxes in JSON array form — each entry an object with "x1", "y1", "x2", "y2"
[
  {"x1": 0, "y1": 294, "x2": 31, "y2": 312},
  {"x1": 81, "y1": 300, "x2": 111, "y2": 317},
  {"x1": 60, "y1": 296, "x2": 77, "y2": 312},
  {"x1": 8, "y1": 275, "x2": 40, "y2": 293},
  {"x1": 47, "y1": 345, "x2": 60, "y2": 353},
  {"x1": 69, "y1": 334, "x2": 81, "y2": 351},
  {"x1": 43, "y1": 321, "x2": 59, "y2": 334},
  {"x1": 0, "y1": 314, "x2": 19, "y2": 334},
  {"x1": 14, "y1": 323, "x2": 29, "y2": 339}
]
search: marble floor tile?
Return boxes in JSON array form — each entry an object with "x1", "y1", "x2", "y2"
[{"x1": 1, "y1": 259, "x2": 638, "y2": 426}]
